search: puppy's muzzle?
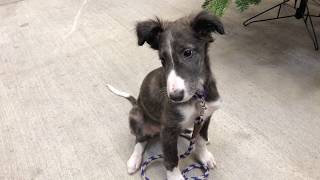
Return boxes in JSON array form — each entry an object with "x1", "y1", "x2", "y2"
[{"x1": 169, "y1": 89, "x2": 184, "y2": 102}]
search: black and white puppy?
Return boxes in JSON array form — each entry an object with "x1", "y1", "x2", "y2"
[{"x1": 107, "y1": 11, "x2": 224, "y2": 180}]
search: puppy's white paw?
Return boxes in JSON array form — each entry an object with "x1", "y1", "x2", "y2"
[
  {"x1": 127, "y1": 153, "x2": 142, "y2": 174},
  {"x1": 127, "y1": 142, "x2": 146, "y2": 174},
  {"x1": 196, "y1": 150, "x2": 217, "y2": 169},
  {"x1": 167, "y1": 167, "x2": 184, "y2": 180}
]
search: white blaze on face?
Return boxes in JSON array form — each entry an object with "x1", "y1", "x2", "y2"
[
  {"x1": 167, "y1": 31, "x2": 174, "y2": 66},
  {"x1": 166, "y1": 31, "x2": 188, "y2": 101},
  {"x1": 167, "y1": 70, "x2": 186, "y2": 94}
]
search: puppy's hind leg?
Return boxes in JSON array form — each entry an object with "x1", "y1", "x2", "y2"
[
  {"x1": 127, "y1": 141, "x2": 147, "y2": 174},
  {"x1": 127, "y1": 105, "x2": 151, "y2": 174}
]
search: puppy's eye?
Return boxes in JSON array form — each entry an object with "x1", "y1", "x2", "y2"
[
  {"x1": 160, "y1": 57, "x2": 166, "y2": 66},
  {"x1": 183, "y1": 49, "x2": 193, "y2": 58}
]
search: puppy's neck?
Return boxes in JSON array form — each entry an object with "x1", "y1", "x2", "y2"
[{"x1": 202, "y1": 54, "x2": 219, "y2": 102}]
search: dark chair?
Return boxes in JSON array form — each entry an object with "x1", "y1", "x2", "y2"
[{"x1": 243, "y1": 0, "x2": 319, "y2": 50}]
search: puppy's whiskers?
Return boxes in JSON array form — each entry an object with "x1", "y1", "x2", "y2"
[{"x1": 159, "y1": 87, "x2": 168, "y2": 98}]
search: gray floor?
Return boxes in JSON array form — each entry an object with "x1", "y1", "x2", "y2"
[{"x1": 1, "y1": 0, "x2": 320, "y2": 179}]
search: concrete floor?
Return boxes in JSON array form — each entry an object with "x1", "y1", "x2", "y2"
[{"x1": 0, "y1": 0, "x2": 320, "y2": 179}]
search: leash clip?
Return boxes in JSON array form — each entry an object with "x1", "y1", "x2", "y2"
[{"x1": 195, "y1": 90, "x2": 206, "y2": 124}]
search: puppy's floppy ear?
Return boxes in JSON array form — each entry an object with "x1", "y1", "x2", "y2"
[
  {"x1": 136, "y1": 18, "x2": 163, "y2": 50},
  {"x1": 191, "y1": 11, "x2": 224, "y2": 42}
]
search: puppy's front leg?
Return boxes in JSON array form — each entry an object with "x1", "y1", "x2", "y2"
[
  {"x1": 161, "y1": 127, "x2": 184, "y2": 180},
  {"x1": 194, "y1": 118, "x2": 217, "y2": 169}
]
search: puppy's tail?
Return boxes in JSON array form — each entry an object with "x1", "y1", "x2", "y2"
[{"x1": 106, "y1": 84, "x2": 137, "y2": 105}]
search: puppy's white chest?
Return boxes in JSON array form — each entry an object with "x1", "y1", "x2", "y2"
[{"x1": 179, "y1": 99, "x2": 221, "y2": 129}]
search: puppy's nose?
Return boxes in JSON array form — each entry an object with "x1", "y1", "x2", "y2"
[{"x1": 169, "y1": 90, "x2": 184, "y2": 102}]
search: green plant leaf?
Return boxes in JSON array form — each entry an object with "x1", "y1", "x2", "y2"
[
  {"x1": 202, "y1": 0, "x2": 229, "y2": 16},
  {"x1": 202, "y1": 0, "x2": 261, "y2": 16}
]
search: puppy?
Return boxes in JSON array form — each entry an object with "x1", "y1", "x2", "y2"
[{"x1": 107, "y1": 11, "x2": 224, "y2": 180}]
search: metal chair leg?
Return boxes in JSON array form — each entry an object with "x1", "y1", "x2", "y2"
[
  {"x1": 243, "y1": 0, "x2": 293, "y2": 26},
  {"x1": 303, "y1": 5, "x2": 319, "y2": 50},
  {"x1": 242, "y1": 0, "x2": 319, "y2": 50}
]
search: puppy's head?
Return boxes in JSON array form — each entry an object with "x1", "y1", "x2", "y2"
[{"x1": 136, "y1": 11, "x2": 224, "y2": 103}]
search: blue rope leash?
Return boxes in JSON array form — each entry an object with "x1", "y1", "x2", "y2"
[
  {"x1": 140, "y1": 92, "x2": 210, "y2": 180},
  {"x1": 140, "y1": 140, "x2": 209, "y2": 180}
]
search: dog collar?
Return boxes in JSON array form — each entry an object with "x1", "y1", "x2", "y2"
[{"x1": 194, "y1": 90, "x2": 207, "y2": 99}]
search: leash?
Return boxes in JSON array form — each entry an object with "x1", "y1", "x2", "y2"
[{"x1": 140, "y1": 92, "x2": 210, "y2": 180}]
